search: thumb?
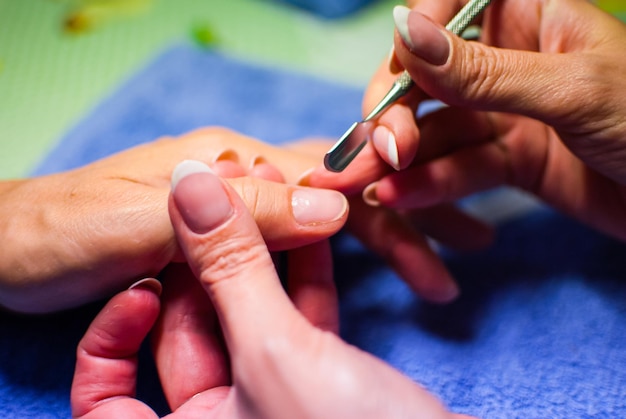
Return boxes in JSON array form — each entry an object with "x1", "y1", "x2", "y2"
[
  {"x1": 392, "y1": 6, "x2": 584, "y2": 127},
  {"x1": 167, "y1": 160, "x2": 318, "y2": 353}
]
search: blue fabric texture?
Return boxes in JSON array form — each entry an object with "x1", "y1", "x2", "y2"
[
  {"x1": 273, "y1": 0, "x2": 378, "y2": 18},
  {"x1": 2, "y1": 44, "x2": 625, "y2": 418}
]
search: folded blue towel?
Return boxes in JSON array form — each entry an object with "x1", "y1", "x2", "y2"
[{"x1": 3, "y1": 44, "x2": 625, "y2": 418}]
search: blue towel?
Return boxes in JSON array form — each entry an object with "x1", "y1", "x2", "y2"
[{"x1": 3, "y1": 44, "x2": 625, "y2": 418}]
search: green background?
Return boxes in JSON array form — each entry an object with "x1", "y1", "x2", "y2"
[
  {"x1": 1, "y1": 0, "x2": 623, "y2": 179},
  {"x1": 0, "y1": 0, "x2": 399, "y2": 178}
]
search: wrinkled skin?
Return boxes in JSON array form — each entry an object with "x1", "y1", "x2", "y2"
[{"x1": 310, "y1": 0, "x2": 626, "y2": 245}]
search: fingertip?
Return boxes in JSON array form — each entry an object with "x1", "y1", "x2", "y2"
[
  {"x1": 170, "y1": 160, "x2": 234, "y2": 235},
  {"x1": 291, "y1": 187, "x2": 348, "y2": 227},
  {"x1": 372, "y1": 125, "x2": 401, "y2": 171},
  {"x1": 388, "y1": 44, "x2": 404, "y2": 74},
  {"x1": 171, "y1": 160, "x2": 214, "y2": 191},
  {"x1": 362, "y1": 182, "x2": 381, "y2": 207},
  {"x1": 128, "y1": 278, "x2": 162, "y2": 296},
  {"x1": 249, "y1": 161, "x2": 286, "y2": 183}
]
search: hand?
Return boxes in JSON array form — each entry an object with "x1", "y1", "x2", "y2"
[
  {"x1": 316, "y1": 0, "x2": 626, "y2": 241},
  {"x1": 0, "y1": 128, "x2": 347, "y2": 313},
  {"x1": 71, "y1": 161, "x2": 470, "y2": 418},
  {"x1": 0, "y1": 124, "x2": 472, "y2": 312}
]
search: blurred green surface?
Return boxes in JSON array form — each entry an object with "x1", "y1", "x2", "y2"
[
  {"x1": 1, "y1": 1, "x2": 624, "y2": 179},
  {"x1": 0, "y1": 0, "x2": 398, "y2": 178}
]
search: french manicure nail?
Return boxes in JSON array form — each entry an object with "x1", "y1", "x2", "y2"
[
  {"x1": 393, "y1": 6, "x2": 450, "y2": 66},
  {"x1": 128, "y1": 278, "x2": 163, "y2": 296},
  {"x1": 362, "y1": 182, "x2": 381, "y2": 207},
  {"x1": 171, "y1": 160, "x2": 233, "y2": 234},
  {"x1": 291, "y1": 188, "x2": 347, "y2": 226},
  {"x1": 372, "y1": 125, "x2": 400, "y2": 171}
]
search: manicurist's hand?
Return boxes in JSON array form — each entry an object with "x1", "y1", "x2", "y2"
[
  {"x1": 314, "y1": 0, "x2": 626, "y2": 242},
  {"x1": 71, "y1": 160, "x2": 473, "y2": 418}
]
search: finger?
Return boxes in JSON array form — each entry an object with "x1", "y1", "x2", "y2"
[
  {"x1": 287, "y1": 240, "x2": 339, "y2": 334},
  {"x1": 224, "y1": 175, "x2": 348, "y2": 251},
  {"x1": 71, "y1": 279, "x2": 162, "y2": 418},
  {"x1": 185, "y1": 128, "x2": 318, "y2": 184},
  {"x1": 248, "y1": 158, "x2": 286, "y2": 183},
  {"x1": 414, "y1": 106, "x2": 494, "y2": 164},
  {"x1": 363, "y1": 59, "x2": 424, "y2": 170},
  {"x1": 363, "y1": 0, "x2": 471, "y2": 171},
  {"x1": 307, "y1": 143, "x2": 393, "y2": 195},
  {"x1": 169, "y1": 162, "x2": 457, "y2": 418},
  {"x1": 211, "y1": 160, "x2": 247, "y2": 178},
  {"x1": 168, "y1": 160, "x2": 314, "y2": 356},
  {"x1": 346, "y1": 197, "x2": 459, "y2": 303},
  {"x1": 370, "y1": 141, "x2": 509, "y2": 209},
  {"x1": 392, "y1": 4, "x2": 610, "y2": 128},
  {"x1": 151, "y1": 264, "x2": 229, "y2": 411},
  {"x1": 407, "y1": 203, "x2": 495, "y2": 252}
]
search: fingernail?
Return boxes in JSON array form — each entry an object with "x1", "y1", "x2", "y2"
[
  {"x1": 372, "y1": 125, "x2": 400, "y2": 171},
  {"x1": 212, "y1": 149, "x2": 239, "y2": 164},
  {"x1": 128, "y1": 278, "x2": 162, "y2": 296},
  {"x1": 296, "y1": 167, "x2": 314, "y2": 186},
  {"x1": 249, "y1": 155, "x2": 268, "y2": 171},
  {"x1": 388, "y1": 45, "x2": 403, "y2": 74},
  {"x1": 393, "y1": 6, "x2": 450, "y2": 66},
  {"x1": 171, "y1": 160, "x2": 234, "y2": 234},
  {"x1": 362, "y1": 182, "x2": 381, "y2": 207},
  {"x1": 291, "y1": 188, "x2": 347, "y2": 225}
]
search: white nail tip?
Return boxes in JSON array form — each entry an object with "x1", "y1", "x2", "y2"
[
  {"x1": 387, "y1": 131, "x2": 401, "y2": 171},
  {"x1": 393, "y1": 5, "x2": 414, "y2": 50},
  {"x1": 171, "y1": 160, "x2": 214, "y2": 191}
]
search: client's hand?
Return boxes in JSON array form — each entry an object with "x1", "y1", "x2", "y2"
[
  {"x1": 71, "y1": 160, "x2": 470, "y2": 418},
  {"x1": 0, "y1": 128, "x2": 346, "y2": 313},
  {"x1": 0, "y1": 125, "x2": 477, "y2": 313}
]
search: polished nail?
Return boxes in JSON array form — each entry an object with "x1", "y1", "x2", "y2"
[
  {"x1": 291, "y1": 188, "x2": 347, "y2": 225},
  {"x1": 362, "y1": 182, "x2": 381, "y2": 207},
  {"x1": 171, "y1": 160, "x2": 233, "y2": 234},
  {"x1": 393, "y1": 6, "x2": 450, "y2": 66},
  {"x1": 128, "y1": 278, "x2": 163, "y2": 296},
  {"x1": 372, "y1": 125, "x2": 400, "y2": 171}
]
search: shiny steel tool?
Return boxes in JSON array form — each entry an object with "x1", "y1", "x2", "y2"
[{"x1": 324, "y1": 0, "x2": 493, "y2": 172}]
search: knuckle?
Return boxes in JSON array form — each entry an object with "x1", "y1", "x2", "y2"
[
  {"x1": 454, "y1": 42, "x2": 503, "y2": 105},
  {"x1": 197, "y1": 233, "x2": 269, "y2": 287}
]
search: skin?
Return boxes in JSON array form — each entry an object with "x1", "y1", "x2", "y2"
[
  {"x1": 67, "y1": 2, "x2": 626, "y2": 416},
  {"x1": 311, "y1": 0, "x2": 626, "y2": 245},
  {"x1": 0, "y1": 124, "x2": 480, "y2": 313},
  {"x1": 0, "y1": 128, "x2": 347, "y2": 313},
  {"x1": 71, "y1": 166, "x2": 474, "y2": 418}
]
